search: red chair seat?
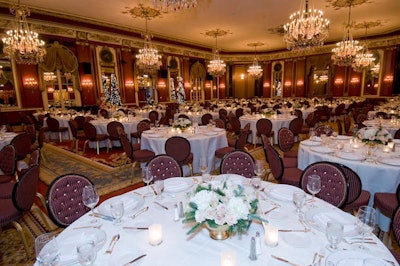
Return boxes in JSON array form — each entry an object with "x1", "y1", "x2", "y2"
[
  {"x1": 228, "y1": 138, "x2": 236, "y2": 147},
  {"x1": 0, "y1": 200, "x2": 24, "y2": 226},
  {"x1": 132, "y1": 143, "x2": 141, "y2": 151},
  {"x1": 282, "y1": 168, "x2": 302, "y2": 187},
  {"x1": 374, "y1": 193, "x2": 398, "y2": 217},
  {"x1": 0, "y1": 182, "x2": 15, "y2": 199},
  {"x1": 283, "y1": 157, "x2": 297, "y2": 168},
  {"x1": 95, "y1": 134, "x2": 109, "y2": 141},
  {"x1": 284, "y1": 150, "x2": 298, "y2": 158},
  {"x1": 133, "y1": 150, "x2": 155, "y2": 162},
  {"x1": 344, "y1": 190, "x2": 370, "y2": 212},
  {"x1": 54, "y1": 126, "x2": 68, "y2": 132},
  {"x1": 180, "y1": 153, "x2": 194, "y2": 165},
  {"x1": 215, "y1": 147, "x2": 235, "y2": 158}
]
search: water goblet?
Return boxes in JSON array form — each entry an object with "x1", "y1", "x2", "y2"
[
  {"x1": 254, "y1": 160, "x2": 265, "y2": 179},
  {"x1": 82, "y1": 185, "x2": 99, "y2": 222},
  {"x1": 309, "y1": 128, "x2": 315, "y2": 141},
  {"x1": 356, "y1": 206, "x2": 376, "y2": 250},
  {"x1": 307, "y1": 175, "x2": 321, "y2": 208},
  {"x1": 110, "y1": 200, "x2": 124, "y2": 225},
  {"x1": 292, "y1": 191, "x2": 306, "y2": 217},
  {"x1": 251, "y1": 176, "x2": 261, "y2": 190},
  {"x1": 142, "y1": 167, "x2": 154, "y2": 197},
  {"x1": 35, "y1": 233, "x2": 60, "y2": 266},
  {"x1": 77, "y1": 240, "x2": 97, "y2": 266},
  {"x1": 154, "y1": 180, "x2": 164, "y2": 200},
  {"x1": 325, "y1": 221, "x2": 344, "y2": 251},
  {"x1": 199, "y1": 157, "x2": 208, "y2": 176}
]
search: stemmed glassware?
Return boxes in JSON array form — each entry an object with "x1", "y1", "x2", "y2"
[
  {"x1": 154, "y1": 180, "x2": 164, "y2": 200},
  {"x1": 325, "y1": 221, "x2": 344, "y2": 251},
  {"x1": 110, "y1": 200, "x2": 124, "y2": 225},
  {"x1": 142, "y1": 167, "x2": 154, "y2": 197},
  {"x1": 82, "y1": 185, "x2": 100, "y2": 223},
  {"x1": 254, "y1": 160, "x2": 266, "y2": 178},
  {"x1": 292, "y1": 191, "x2": 306, "y2": 217},
  {"x1": 199, "y1": 157, "x2": 208, "y2": 176},
  {"x1": 35, "y1": 233, "x2": 60, "y2": 266},
  {"x1": 77, "y1": 240, "x2": 97, "y2": 266},
  {"x1": 356, "y1": 206, "x2": 376, "y2": 250},
  {"x1": 307, "y1": 175, "x2": 321, "y2": 208}
]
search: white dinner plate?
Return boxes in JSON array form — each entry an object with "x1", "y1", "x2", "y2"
[
  {"x1": 281, "y1": 232, "x2": 311, "y2": 248},
  {"x1": 325, "y1": 250, "x2": 391, "y2": 266},
  {"x1": 335, "y1": 152, "x2": 365, "y2": 161},
  {"x1": 145, "y1": 129, "x2": 156, "y2": 134},
  {"x1": 266, "y1": 184, "x2": 303, "y2": 202},
  {"x1": 310, "y1": 146, "x2": 334, "y2": 154},
  {"x1": 305, "y1": 208, "x2": 358, "y2": 237},
  {"x1": 204, "y1": 131, "x2": 218, "y2": 136},
  {"x1": 97, "y1": 194, "x2": 144, "y2": 216},
  {"x1": 109, "y1": 249, "x2": 146, "y2": 266},
  {"x1": 164, "y1": 177, "x2": 194, "y2": 193},
  {"x1": 146, "y1": 133, "x2": 162, "y2": 138},
  {"x1": 57, "y1": 228, "x2": 106, "y2": 264},
  {"x1": 378, "y1": 158, "x2": 400, "y2": 166},
  {"x1": 213, "y1": 128, "x2": 224, "y2": 132},
  {"x1": 213, "y1": 174, "x2": 247, "y2": 186},
  {"x1": 301, "y1": 140, "x2": 320, "y2": 146}
]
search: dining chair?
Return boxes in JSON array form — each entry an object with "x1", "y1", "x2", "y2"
[
  {"x1": 218, "y1": 109, "x2": 228, "y2": 121},
  {"x1": 336, "y1": 119, "x2": 343, "y2": 135},
  {"x1": 178, "y1": 114, "x2": 190, "y2": 120},
  {"x1": 131, "y1": 119, "x2": 151, "y2": 144},
  {"x1": 0, "y1": 165, "x2": 39, "y2": 257},
  {"x1": 149, "y1": 110, "x2": 159, "y2": 125},
  {"x1": 293, "y1": 109, "x2": 303, "y2": 119},
  {"x1": 227, "y1": 115, "x2": 242, "y2": 135},
  {"x1": 277, "y1": 127, "x2": 298, "y2": 158},
  {"x1": 343, "y1": 114, "x2": 353, "y2": 136},
  {"x1": 165, "y1": 136, "x2": 194, "y2": 176},
  {"x1": 213, "y1": 118, "x2": 225, "y2": 129},
  {"x1": 220, "y1": 150, "x2": 255, "y2": 178},
  {"x1": 24, "y1": 124, "x2": 37, "y2": 144},
  {"x1": 288, "y1": 117, "x2": 303, "y2": 141},
  {"x1": 16, "y1": 148, "x2": 40, "y2": 178},
  {"x1": 300, "y1": 161, "x2": 348, "y2": 208},
  {"x1": 264, "y1": 139, "x2": 302, "y2": 186},
  {"x1": 146, "y1": 154, "x2": 182, "y2": 181},
  {"x1": 46, "y1": 173, "x2": 93, "y2": 228},
  {"x1": 390, "y1": 206, "x2": 400, "y2": 263},
  {"x1": 235, "y1": 108, "x2": 244, "y2": 118},
  {"x1": 83, "y1": 122, "x2": 110, "y2": 155},
  {"x1": 74, "y1": 115, "x2": 86, "y2": 131},
  {"x1": 99, "y1": 109, "x2": 109, "y2": 119},
  {"x1": 256, "y1": 118, "x2": 274, "y2": 148},
  {"x1": 336, "y1": 163, "x2": 371, "y2": 214},
  {"x1": 10, "y1": 132, "x2": 35, "y2": 161},
  {"x1": 68, "y1": 119, "x2": 86, "y2": 152},
  {"x1": 394, "y1": 128, "x2": 400, "y2": 139},
  {"x1": 46, "y1": 117, "x2": 69, "y2": 142},
  {"x1": 0, "y1": 144, "x2": 16, "y2": 184},
  {"x1": 119, "y1": 131, "x2": 155, "y2": 182},
  {"x1": 107, "y1": 121, "x2": 124, "y2": 147},
  {"x1": 332, "y1": 103, "x2": 346, "y2": 121},
  {"x1": 214, "y1": 128, "x2": 249, "y2": 170},
  {"x1": 201, "y1": 113, "x2": 213, "y2": 125},
  {"x1": 314, "y1": 125, "x2": 334, "y2": 137}
]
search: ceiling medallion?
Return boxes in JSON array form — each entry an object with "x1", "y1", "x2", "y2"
[
  {"x1": 247, "y1": 42, "x2": 263, "y2": 79},
  {"x1": 283, "y1": 0, "x2": 330, "y2": 51},
  {"x1": 205, "y1": 29, "x2": 228, "y2": 78},
  {"x1": 152, "y1": 0, "x2": 197, "y2": 13}
]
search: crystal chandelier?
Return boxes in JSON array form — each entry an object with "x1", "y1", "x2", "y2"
[
  {"x1": 247, "y1": 42, "x2": 263, "y2": 79},
  {"x1": 352, "y1": 24, "x2": 375, "y2": 72},
  {"x1": 331, "y1": 3, "x2": 363, "y2": 66},
  {"x1": 206, "y1": 29, "x2": 227, "y2": 78},
  {"x1": 2, "y1": 2, "x2": 46, "y2": 65},
  {"x1": 283, "y1": 0, "x2": 329, "y2": 51},
  {"x1": 130, "y1": 4, "x2": 162, "y2": 74},
  {"x1": 152, "y1": 0, "x2": 197, "y2": 13}
]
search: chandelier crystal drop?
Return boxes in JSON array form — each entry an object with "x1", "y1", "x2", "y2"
[
  {"x1": 352, "y1": 49, "x2": 375, "y2": 72},
  {"x1": 2, "y1": 3, "x2": 46, "y2": 65},
  {"x1": 283, "y1": 0, "x2": 329, "y2": 51},
  {"x1": 206, "y1": 29, "x2": 227, "y2": 78},
  {"x1": 152, "y1": 0, "x2": 197, "y2": 13}
]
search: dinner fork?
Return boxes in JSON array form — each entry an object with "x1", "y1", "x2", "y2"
[
  {"x1": 105, "y1": 234, "x2": 120, "y2": 254},
  {"x1": 317, "y1": 248, "x2": 325, "y2": 265}
]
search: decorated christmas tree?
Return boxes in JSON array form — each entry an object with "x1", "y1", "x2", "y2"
[
  {"x1": 176, "y1": 76, "x2": 186, "y2": 104},
  {"x1": 108, "y1": 73, "x2": 122, "y2": 106},
  {"x1": 102, "y1": 74, "x2": 110, "y2": 102}
]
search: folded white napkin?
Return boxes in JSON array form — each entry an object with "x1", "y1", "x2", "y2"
[
  {"x1": 269, "y1": 186, "x2": 298, "y2": 201},
  {"x1": 165, "y1": 178, "x2": 188, "y2": 192},
  {"x1": 314, "y1": 211, "x2": 355, "y2": 233},
  {"x1": 98, "y1": 196, "x2": 138, "y2": 216}
]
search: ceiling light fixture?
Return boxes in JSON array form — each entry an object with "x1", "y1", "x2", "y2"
[
  {"x1": 152, "y1": 0, "x2": 197, "y2": 13},
  {"x1": 283, "y1": 0, "x2": 329, "y2": 51},
  {"x1": 247, "y1": 42, "x2": 263, "y2": 79},
  {"x1": 206, "y1": 29, "x2": 227, "y2": 78},
  {"x1": 130, "y1": 4, "x2": 162, "y2": 74},
  {"x1": 2, "y1": 1, "x2": 46, "y2": 65},
  {"x1": 352, "y1": 23, "x2": 375, "y2": 72},
  {"x1": 331, "y1": 1, "x2": 363, "y2": 66}
]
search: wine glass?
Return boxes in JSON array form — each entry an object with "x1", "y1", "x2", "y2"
[
  {"x1": 356, "y1": 206, "x2": 376, "y2": 250},
  {"x1": 35, "y1": 233, "x2": 60, "y2": 266},
  {"x1": 110, "y1": 200, "x2": 124, "y2": 225},
  {"x1": 292, "y1": 191, "x2": 306, "y2": 217},
  {"x1": 82, "y1": 185, "x2": 99, "y2": 216},
  {"x1": 254, "y1": 160, "x2": 266, "y2": 179},
  {"x1": 326, "y1": 221, "x2": 344, "y2": 251},
  {"x1": 142, "y1": 167, "x2": 154, "y2": 197},
  {"x1": 307, "y1": 175, "x2": 321, "y2": 208},
  {"x1": 199, "y1": 157, "x2": 208, "y2": 176},
  {"x1": 154, "y1": 180, "x2": 164, "y2": 200},
  {"x1": 309, "y1": 128, "x2": 315, "y2": 141},
  {"x1": 77, "y1": 240, "x2": 97, "y2": 266}
]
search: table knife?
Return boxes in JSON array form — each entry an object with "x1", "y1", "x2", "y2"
[
  {"x1": 154, "y1": 201, "x2": 169, "y2": 210},
  {"x1": 271, "y1": 255, "x2": 301, "y2": 266},
  {"x1": 131, "y1": 206, "x2": 149, "y2": 219},
  {"x1": 122, "y1": 226, "x2": 149, "y2": 230},
  {"x1": 90, "y1": 212, "x2": 114, "y2": 221},
  {"x1": 122, "y1": 254, "x2": 146, "y2": 266}
]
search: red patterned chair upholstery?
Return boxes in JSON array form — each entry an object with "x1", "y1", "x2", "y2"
[
  {"x1": 146, "y1": 154, "x2": 182, "y2": 181},
  {"x1": 46, "y1": 117, "x2": 69, "y2": 142},
  {"x1": 201, "y1": 113, "x2": 213, "y2": 125},
  {"x1": 0, "y1": 144, "x2": 16, "y2": 183},
  {"x1": 277, "y1": 127, "x2": 297, "y2": 158},
  {"x1": 390, "y1": 206, "x2": 400, "y2": 263},
  {"x1": 83, "y1": 122, "x2": 110, "y2": 155},
  {"x1": 107, "y1": 121, "x2": 124, "y2": 147},
  {"x1": 131, "y1": 119, "x2": 151, "y2": 144},
  {"x1": 220, "y1": 150, "x2": 255, "y2": 178},
  {"x1": 165, "y1": 136, "x2": 193, "y2": 176},
  {"x1": 256, "y1": 118, "x2": 274, "y2": 148}
]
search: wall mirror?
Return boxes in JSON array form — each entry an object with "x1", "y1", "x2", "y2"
[
  {"x1": 312, "y1": 68, "x2": 329, "y2": 96},
  {"x1": 362, "y1": 49, "x2": 382, "y2": 96},
  {"x1": 271, "y1": 61, "x2": 284, "y2": 98},
  {"x1": 96, "y1": 46, "x2": 120, "y2": 103},
  {"x1": 0, "y1": 56, "x2": 19, "y2": 108}
]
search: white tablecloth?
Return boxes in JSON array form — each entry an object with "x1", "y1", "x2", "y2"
[
  {"x1": 138, "y1": 109, "x2": 165, "y2": 120},
  {"x1": 298, "y1": 138, "x2": 400, "y2": 231},
  {"x1": 0, "y1": 132, "x2": 17, "y2": 150},
  {"x1": 43, "y1": 116, "x2": 72, "y2": 141},
  {"x1": 141, "y1": 127, "x2": 228, "y2": 174},
  {"x1": 173, "y1": 112, "x2": 219, "y2": 125},
  {"x1": 239, "y1": 114, "x2": 296, "y2": 144},
  {"x1": 44, "y1": 179, "x2": 398, "y2": 266}
]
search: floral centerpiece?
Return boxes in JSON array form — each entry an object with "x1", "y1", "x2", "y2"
[
  {"x1": 112, "y1": 110, "x2": 126, "y2": 120},
  {"x1": 262, "y1": 108, "x2": 275, "y2": 116},
  {"x1": 173, "y1": 118, "x2": 192, "y2": 130},
  {"x1": 356, "y1": 126, "x2": 392, "y2": 145},
  {"x1": 184, "y1": 180, "x2": 261, "y2": 239}
]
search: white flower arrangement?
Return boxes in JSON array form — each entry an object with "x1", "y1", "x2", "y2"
[
  {"x1": 356, "y1": 126, "x2": 392, "y2": 145},
  {"x1": 184, "y1": 180, "x2": 261, "y2": 235},
  {"x1": 262, "y1": 108, "x2": 275, "y2": 116},
  {"x1": 173, "y1": 118, "x2": 192, "y2": 129}
]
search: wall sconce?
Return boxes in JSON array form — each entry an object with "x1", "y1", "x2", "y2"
[
  {"x1": 125, "y1": 80, "x2": 134, "y2": 89},
  {"x1": 284, "y1": 81, "x2": 291, "y2": 87},
  {"x1": 350, "y1": 77, "x2": 360, "y2": 84},
  {"x1": 157, "y1": 81, "x2": 166, "y2": 88},
  {"x1": 219, "y1": 83, "x2": 226, "y2": 89},
  {"x1": 81, "y1": 79, "x2": 93, "y2": 89},
  {"x1": 384, "y1": 75, "x2": 393, "y2": 82},
  {"x1": 24, "y1": 78, "x2": 38, "y2": 92},
  {"x1": 334, "y1": 78, "x2": 344, "y2": 85},
  {"x1": 240, "y1": 73, "x2": 245, "y2": 80},
  {"x1": 67, "y1": 86, "x2": 74, "y2": 92},
  {"x1": 205, "y1": 83, "x2": 211, "y2": 89},
  {"x1": 47, "y1": 87, "x2": 55, "y2": 93},
  {"x1": 184, "y1": 82, "x2": 191, "y2": 89},
  {"x1": 263, "y1": 82, "x2": 270, "y2": 88},
  {"x1": 296, "y1": 80, "x2": 304, "y2": 86}
]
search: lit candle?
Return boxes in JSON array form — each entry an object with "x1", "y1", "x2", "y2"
[
  {"x1": 148, "y1": 224, "x2": 163, "y2": 246},
  {"x1": 220, "y1": 250, "x2": 236, "y2": 266},
  {"x1": 264, "y1": 224, "x2": 278, "y2": 247},
  {"x1": 388, "y1": 142, "x2": 395, "y2": 151}
]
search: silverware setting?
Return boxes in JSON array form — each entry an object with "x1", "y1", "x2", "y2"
[
  {"x1": 271, "y1": 255, "x2": 301, "y2": 266},
  {"x1": 122, "y1": 226, "x2": 149, "y2": 230},
  {"x1": 90, "y1": 212, "x2": 114, "y2": 221},
  {"x1": 73, "y1": 224, "x2": 102, "y2": 229},
  {"x1": 122, "y1": 254, "x2": 147, "y2": 266},
  {"x1": 342, "y1": 238, "x2": 377, "y2": 245},
  {"x1": 264, "y1": 206, "x2": 279, "y2": 215},
  {"x1": 133, "y1": 191, "x2": 145, "y2": 198},
  {"x1": 310, "y1": 252, "x2": 318, "y2": 266},
  {"x1": 105, "y1": 234, "x2": 120, "y2": 254},
  {"x1": 317, "y1": 248, "x2": 325, "y2": 265},
  {"x1": 154, "y1": 201, "x2": 169, "y2": 210},
  {"x1": 279, "y1": 229, "x2": 310, "y2": 232},
  {"x1": 150, "y1": 185, "x2": 157, "y2": 195},
  {"x1": 131, "y1": 206, "x2": 149, "y2": 219}
]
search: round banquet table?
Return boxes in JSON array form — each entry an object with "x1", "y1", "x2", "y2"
[
  {"x1": 239, "y1": 114, "x2": 296, "y2": 145},
  {"x1": 38, "y1": 176, "x2": 398, "y2": 266},
  {"x1": 0, "y1": 132, "x2": 17, "y2": 150},
  {"x1": 173, "y1": 112, "x2": 219, "y2": 124},
  {"x1": 362, "y1": 119, "x2": 400, "y2": 137},
  {"x1": 298, "y1": 137, "x2": 400, "y2": 232},
  {"x1": 43, "y1": 116, "x2": 72, "y2": 141},
  {"x1": 140, "y1": 126, "x2": 228, "y2": 175}
]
